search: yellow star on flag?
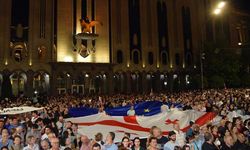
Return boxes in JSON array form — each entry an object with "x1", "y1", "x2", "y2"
[{"x1": 144, "y1": 109, "x2": 150, "y2": 112}]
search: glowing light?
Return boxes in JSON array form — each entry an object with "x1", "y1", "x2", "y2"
[
  {"x1": 66, "y1": 73, "x2": 71, "y2": 77},
  {"x1": 29, "y1": 60, "x2": 32, "y2": 66},
  {"x1": 238, "y1": 42, "x2": 242, "y2": 46},
  {"x1": 5, "y1": 60, "x2": 8, "y2": 65},
  {"x1": 183, "y1": 63, "x2": 185, "y2": 69},
  {"x1": 214, "y1": 8, "x2": 221, "y2": 15},
  {"x1": 64, "y1": 56, "x2": 73, "y2": 62},
  {"x1": 85, "y1": 74, "x2": 89, "y2": 78},
  {"x1": 194, "y1": 65, "x2": 197, "y2": 69},
  {"x1": 217, "y1": 1, "x2": 226, "y2": 9},
  {"x1": 164, "y1": 82, "x2": 167, "y2": 85},
  {"x1": 170, "y1": 64, "x2": 173, "y2": 69},
  {"x1": 157, "y1": 64, "x2": 160, "y2": 68},
  {"x1": 142, "y1": 64, "x2": 145, "y2": 68},
  {"x1": 127, "y1": 63, "x2": 130, "y2": 68}
]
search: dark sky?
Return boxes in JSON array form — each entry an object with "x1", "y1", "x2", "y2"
[{"x1": 232, "y1": 0, "x2": 250, "y2": 12}]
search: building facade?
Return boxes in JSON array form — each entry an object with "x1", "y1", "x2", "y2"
[{"x1": 0, "y1": 0, "x2": 249, "y2": 97}]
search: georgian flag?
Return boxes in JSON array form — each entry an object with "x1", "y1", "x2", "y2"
[{"x1": 67, "y1": 109, "x2": 216, "y2": 142}]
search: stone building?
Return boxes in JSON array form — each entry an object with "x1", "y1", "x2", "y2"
[{"x1": 0, "y1": 0, "x2": 249, "y2": 97}]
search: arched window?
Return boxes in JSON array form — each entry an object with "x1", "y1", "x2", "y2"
[
  {"x1": 161, "y1": 52, "x2": 168, "y2": 65},
  {"x1": 175, "y1": 53, "x2": 180, "y2": 66},
  {"x1": 148, "y1": 52, "x2": 154, "y2": 65},
  {"x1": 133, "y1": 50, "x2": 139, "y2": 64},
  {"x1": 117, "y1": 50, "x2": 123, "y2": 64}
]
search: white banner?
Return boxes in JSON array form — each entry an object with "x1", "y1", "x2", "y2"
[{"x1": 0, "y1": 106, "x2": 44, "y2": 115}]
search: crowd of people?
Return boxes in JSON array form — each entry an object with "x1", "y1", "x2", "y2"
[{"x1": 0, "y1": 88, "x2": 250, "y2": 150}]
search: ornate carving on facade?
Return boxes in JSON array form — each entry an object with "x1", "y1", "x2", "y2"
[{"x1": 10, "y1": 42, "x2": 28, "y2": 62}]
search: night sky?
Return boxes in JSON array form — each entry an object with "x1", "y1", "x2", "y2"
[{"x1": 232, "y1": 0, "x2": 250, "y2": 12}]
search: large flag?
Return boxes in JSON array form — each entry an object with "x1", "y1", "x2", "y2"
[
  {"x1": 69, "y1": 101, "x2": 183, "y2": 117},
  {"x1": 67, "y1": 109, "x2": 216, "y2": 142}
]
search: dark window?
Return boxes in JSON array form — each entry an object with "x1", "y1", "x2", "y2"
[
  {"x1": 133, "y1": 51, "x2": 139, "y2": 64},
  {"x1": 186, "y1": 53, "x2": 192, "y2": 66},
  {"x1": 148, "y1": 52, "x2": 154, "y2": 65},
  {"x1": 117, "y1": 50, "x2": 123, "y2": 64},
  {"x1": 175, "y1": 53, "x2": 180, "y2": 66},
  {"x1": 162, "y1": 53, "x2": 168, "y2": 65}
]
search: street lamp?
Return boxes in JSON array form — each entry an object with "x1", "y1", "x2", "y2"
[
  {"x1": 213, "y1": 1, "x2": 227, "y2": 15},
  {"x1": 200, "y1": 1, "x2": 227, "y2": 91}
]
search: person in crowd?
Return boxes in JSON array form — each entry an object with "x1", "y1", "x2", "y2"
[
  {"x1": 173, "y1": 123, "x2": 185, "y2": 147},
  {"x1": 132, "y1": 137, "x2": 145, "y2": 150},
  {"x1": 201, "y1": 132, "x2": 218, "y2": 150},
  {"x1": 127, "y1": 106, "x2": 136, "y2": 116},
  {"x1": 0, "y1": 132, "x2": 13, "y2": 149},
  {"x1": 50, "y1": 137, "x2": 64, "y2": 150},
  {"x1": 41, "y1": 139, "x2": 50, "y2": 150},
  {"x1": 220, "y1": 135, "x2": 234, "y2": 150},
  {"x1": 164, "y1": 131, "x2": 179, "y2": 150},
  {"x1": 42, "y1": 126, "x2": 53, "y2": 140},
  {"x1": 147, "y1": 137, "x2": 158, "y2": 150},
  {"x1": 23, "y1": 135, "x2": 39, "y2": 150},
  {"x1": 95, "y1": 133, "x2": 104, "y2": 146},
  {"x1": 8, "y1": 135, "x2": 23, "y2": 150},
  {"x1": 92, "y1": 143, "x2": 101, "y2": 150},
  {"x1": 104, "y1": 132, "x2": 118, "y2": 150},
  {"x1": 79, "y1": 135, "x2": 91, "y2": 150},
  {"x1": 119, "y1": 137, "x2": 131, "y2": 150},
  {"x1": 56, "y1": 116, "x2": 65, "y2": 136},
  {"x1": 149, "y1": 126, "x2": 168, "y2": 150}
]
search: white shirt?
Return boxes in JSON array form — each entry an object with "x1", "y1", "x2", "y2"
[
  {"x1": 41, "y1": 133, "x2": 48, "y2": 140},
  {"x1": 23, "y1": 144, "x2": 40, "y2": 150},
  {"x1": 127, "y1": 110, "x2": 135, "y2": 116},
  {"x1": 174, "y1": 130, "x2": 186, "y2": 147}
]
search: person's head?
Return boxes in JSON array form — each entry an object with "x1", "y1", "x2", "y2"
[
  {"x1": 130, "y1": 106, "x2": 134, "y2": 110},
  {"x1": 204, "y1": 132, "x2": 214, "y2": 143},
  {"x1": 1, "y1": 132, "x2": 9, "y2": 141},
  {"x1": 148, "y1": 137, "x2": 157, "y2": 149},
  {"x1": 106, "y1": 132, "x2": 115, "y2": 144},
  {"x1": 225, "y1": 121, "x2": 232, "y2": 130},
  {"x1": 92, "y1": 143, "x2": 101, "y2": 150},
  {"x1": 174, "y1": 146, "x2": 181, "y2": 150},
  {"x1": 27, "y1": 135, "x2": 36, "y2": 145},
  {"x1": 121, "y1": 137, "x2": 130, "y2": 148},
  {"x1": 81, "y1": 135, "x2": 90, "y2": 145},
  {"x1": 50, "y1": 137, "x2": 60, "y2": 149},
  {"x1": 32, "y1": 111, "x2": 38, "y2": 117},
  {"x1": 45, "y1": 126, "x2": 52, "y2": 134},
  {"x1": 13, "y1": 135, "x2": 22, "y2": 145},
  {"x1": 41, "y1": 140, "x2": 50, "y2": 150},
  {"x1": 65, "y1": 138, "x2": 71, "y2": 146},
  {"x1": 182, "y1": 144, "x2": 190, "y2": 150},
  {"x1": 133, "y1": 137, "x2": 141, "y2": 148},
  {"x1": 168, "y1": 131, "x2": 176, "y2": 141},
  {"x1": 65, "y1": 121, "x2": 73, "y2": 129},
  {"x1": 12, "y1": 117, "x2": 18, "y2": 125},
  {"x1": 0, "y1": 120, "x2": 4, "y2": 128},
  {"x1": 224, "y1": 135, "x2": 234, "y2": 147},
  {"x1": 72, "y1": 123, "x2": 78, "y2": 132},
  {"x1": 1, "y1": 146, "x2": 8, "y2": 150},
  {"x1": 237, "y1": 133, "x2": 246, "y2": 143},
  {"x1": 151, "y1": 126, "x2": 162, "y2": 138},
  {"x1": 95, "y1": 133, "x2": 103, "y2": 142},
  {"x1": 58, "y1": 116, "x2": 64, "y2": 122}
]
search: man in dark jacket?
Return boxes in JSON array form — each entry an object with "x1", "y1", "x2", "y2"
[{"x1": 202, "y1": 132, "x2": 219, "y2": 150}]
